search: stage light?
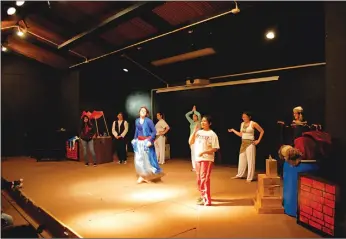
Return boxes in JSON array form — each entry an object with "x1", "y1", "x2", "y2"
[
  {"x1": 16, "y1": 1, "x2": 25, "y2": 6},
  {"x1": 266, "y1": 31, "x2": 275, "y2": 39},
  {"x1": 125, "y1": 92, "x2": 151, "y2": 119},
  {"x1": 123, "y1": 68, "x2": 128, "y2": 72},
  {"x1": 2, "y1": 46, "x2": 8, "y2": 52},
  {"x1": 7, "y1": 7, "x2": 16, "y2": 15}
]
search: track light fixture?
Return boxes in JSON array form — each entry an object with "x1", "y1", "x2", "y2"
[
  {"x1": 17, "y1": 29, "x2": 24, "y2": 37},
  {"x1": 16, "y1": 1, "x2": 25, "y2": 6},
  {"x1": 7, "y1": 7, "x2": 16, "y2": 15},
  {"x1": 231, "y1": 1, "x2": 240, "y2": 14}
]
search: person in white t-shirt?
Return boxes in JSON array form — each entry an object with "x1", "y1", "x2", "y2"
[
  {"x1": 154, "y1": 112, "x2": 170, "y2": 164},
  {"x1": 189, "y1": 115, "x2": 220, "y2": 206}
]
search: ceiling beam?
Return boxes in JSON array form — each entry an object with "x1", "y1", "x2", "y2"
[
  {"x1": 6, "y1": 35, "x2": 69, "y2": 69},
  {"x1": 36, "y1": 2, "x2": 116, "y2": 52},
  {"x1": 58, "y1": 2, "x2": 164, "y2": 50}
]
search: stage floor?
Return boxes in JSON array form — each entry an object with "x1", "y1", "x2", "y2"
[{"x1": 1, "y1": 156, "x2": 319, "y2": 238}]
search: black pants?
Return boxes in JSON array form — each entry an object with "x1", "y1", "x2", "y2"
[{"x1": 114, "y1": 138, "x2": 127, "y2": 162}]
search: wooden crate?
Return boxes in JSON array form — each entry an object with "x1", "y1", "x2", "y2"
[
  {"x1": 259, "y1": 185, "x2": 281, "y2": 197},
  {"x1": 258, "y1": 174, "x2": 281, "y2": 186},
  {"x1": 266, "y1": 158, "x2": 278, "y2": 177}
]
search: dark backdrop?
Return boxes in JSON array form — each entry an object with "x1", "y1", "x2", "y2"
[
  {"x1": 1, "y1": 54, "x2": 62, "y2": 156},
  {"x1": 154, "y1": 65, "x2": 325, "y2": 170}
]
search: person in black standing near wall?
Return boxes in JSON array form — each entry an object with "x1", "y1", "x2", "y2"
[
  {"x1": 112, "y1": 112, "x2": 129, "y2": 164},
  {"x1": 80, "y1": 115, "x2": 97, "y2": 167}
]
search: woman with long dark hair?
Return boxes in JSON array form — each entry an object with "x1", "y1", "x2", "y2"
[
  {"x1": 228, "y1": 112, "x2": 264, "y2": 182},
  {"x1": 132, "y1": 106, "x2": 164, "y2": 183},
  {"x1": 80, "y1": 115, "x2": 97, "y2": 166}
]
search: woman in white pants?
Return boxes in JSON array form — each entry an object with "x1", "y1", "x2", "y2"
[
  {"x1": 228, "y1": 112, "x2": 264, "y2": 182},
  {"x1": 154, "y1": 112, "x2": 170, "y2": 164},
  {"x1": 186, "y1": 105, "x2": 201, "y2": 172}
]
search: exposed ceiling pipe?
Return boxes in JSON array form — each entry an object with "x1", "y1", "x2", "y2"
[
  {"x1": 26, "y1": 31, "x2": 87, "y2": 61},
  {"x1": 121, "y1": 54, "x2": 169, "y2": 86},
  {"x1": 69, "y1": 8, "x2": 242, "y2": 69},
  {"x1": 1, "y1": 24, "x2": 87, "y2": 61}
]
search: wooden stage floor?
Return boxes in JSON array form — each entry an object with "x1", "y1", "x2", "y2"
[{"x1": 1, "y1": 155, "x2": 319, "y2": 238}]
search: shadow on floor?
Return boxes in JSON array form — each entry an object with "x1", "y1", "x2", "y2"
[{"x1": 212, "y1": 198, "x2": 255, "y2": 206}]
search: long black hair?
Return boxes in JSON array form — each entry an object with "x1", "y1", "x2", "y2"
[{"x1": 81, "y1": 115, "x2": 93, "y2": 130}]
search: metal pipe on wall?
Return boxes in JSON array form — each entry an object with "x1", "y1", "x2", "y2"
[
  {"x1": 156, "y1": 76, "x2": 279, "y2": 93},
  {"x1": 149, "y1": 62, "x2": 327, "y2": 115},
  {"x1": 209, "y1": 62, "x2": 326, "y2": 80}
]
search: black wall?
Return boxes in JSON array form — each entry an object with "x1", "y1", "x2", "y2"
[
  {"x1": 1, "y1": 54, "x2": 62, "y2": 156},
  {"x1": 78, "y1": 57, "x2": 162, "y2": 140},
  {"x1": 154, "y1": 65, "x2": 325, "y2": 170},
  {"x1": 60, "y1": 71, "x2": 80, "y2": 134}
]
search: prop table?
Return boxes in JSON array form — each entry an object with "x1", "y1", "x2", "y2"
[
  {"x1": 79, "y1": 136, "x2": 113, "y2": 164},
  {"x1": 79, "y1": 110, "x2": 112, "y2": 165}
]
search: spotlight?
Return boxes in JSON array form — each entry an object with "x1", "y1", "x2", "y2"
[
  {"x1": 231, "y1": 1, "x2": 240, "y2": 14},
  {"x1": 17, "y1": 30, "x2": 24, "y2": 37},
  {"x1": 266, "y1": 31, "x2": 275, "y2": 39},
  {"x1": 2, "y1": 46, "x2": 8, "y2": 52},
  {"x1": 16, "y1": 1, "x2": 25, "y2": 6},
  {"x1": 7, "y1": 7, "x2": 16, "y2": 15},
  {"x1": 123, "y1": 68, "x2": 128, "y2": 72}
]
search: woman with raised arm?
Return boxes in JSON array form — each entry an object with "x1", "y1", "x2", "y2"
[
  {"x1": 185, "y1": 105, "x2": 201, "y2": 171},
  {"x1": 132, "y1": 106, "x2": 164, "y2": 184},
  {"x1": 228, "y1": 112, "x2": 264, "y2": 182},
  {"x1": 189, "y1": 115, "x2": 220, "y2": 206}
]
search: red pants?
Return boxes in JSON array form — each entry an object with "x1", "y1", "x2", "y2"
[{"x1": 196, "y1": 161, "x2": 213, "y2": 205}]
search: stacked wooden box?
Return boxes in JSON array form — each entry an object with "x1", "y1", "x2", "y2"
[{"x1": 254, "y1": 156, "x2": 284, "y2": 214}]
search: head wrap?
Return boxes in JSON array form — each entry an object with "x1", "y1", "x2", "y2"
[{"x1": 293, "y1": 106, "x2": 303, "y2": 113}]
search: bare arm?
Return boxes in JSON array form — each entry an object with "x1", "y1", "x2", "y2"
[
  {"x1": 201, "y1": 148, "x2": 218, "y2": 155},
  {"x1": 189, "y1": 124, "x2": 199, "y2": 145},
  {"x1": 159, "y1": 120, "x2": 170, "y2": 135},
  {"x1": 185, "y1": 111, "x2": 194, "y2": 124},
  {"x1": 231, "y1": 129, "x2": 242, "y2": 137},
  {"x1": 253, "y1": 122, "x2": 264, "y2": 144}
]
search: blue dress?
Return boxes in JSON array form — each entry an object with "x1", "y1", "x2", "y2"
[{"x1": 132, "y1": 117, "x2": 163, "y2": 179}]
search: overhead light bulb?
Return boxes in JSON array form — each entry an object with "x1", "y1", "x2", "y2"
[
  {"x1": 266, "y1": 31, "x2": 275, "y2": 39},
  {"x1": 17, "y1": 30, "x2": 24, "y2": 37},
  {"x1": 16, "y1": 1, "x2": 25, "y2": 6},
  {"x1": 7, "y1": 7, "x2": 16, "y2": 15},
  {"x1": 2, "y1": 46, "x2": 8, "y2": 52},
  {"x1": 123, "y1": 68, "x2": 128, "y2": 72}
]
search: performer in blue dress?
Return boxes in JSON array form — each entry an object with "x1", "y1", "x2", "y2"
[{"x1": 131, "y1": 106, "x2": 164, "y2": 183}]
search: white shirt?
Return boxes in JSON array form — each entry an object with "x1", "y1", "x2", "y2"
[
  {"x1": 112, "y1": 120, "x2": 129, "y2": 138},
  {"x1": 193, "y1": 129, "x2": 220, "y2": 162},
  {"x1": 155, "y1": 119, "x2": 169, "y2": 136},
  {"x1": 241, "y1": 121, "x2": 255, "y2": 140}
]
